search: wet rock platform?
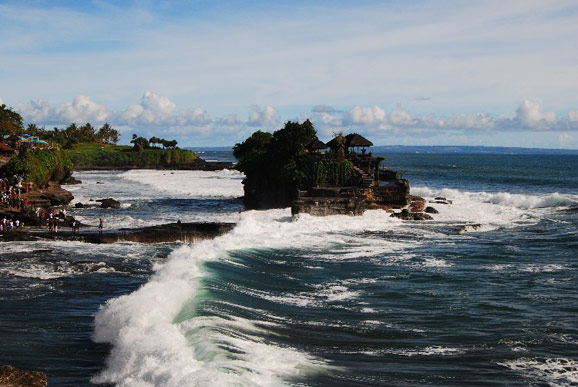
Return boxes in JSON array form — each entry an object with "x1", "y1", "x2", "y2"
[{"x1": 0, "y1": 222, "x2": 235, "y2": 244}]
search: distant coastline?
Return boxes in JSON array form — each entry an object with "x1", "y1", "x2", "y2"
[{"x1": 190, "y1": 145, "x2": 578, "y2": 156}]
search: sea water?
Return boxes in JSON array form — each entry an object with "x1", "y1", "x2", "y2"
[{"x1": 1, "y1": 153, "x2": 577, "y2": 386}]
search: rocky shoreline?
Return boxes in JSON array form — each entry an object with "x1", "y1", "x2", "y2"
[
  {"x1": 72, "y1": 159, "x2": 234, "y2": 171},
  {"x1": 0, "y1": 222, "x2": 235, "y2": 244}
]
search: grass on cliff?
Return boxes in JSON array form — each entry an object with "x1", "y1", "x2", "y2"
[
  {"x1": 3, "y1": 148, "x2": 72, "y2": 187},
  {"x1": 68, "y1": 143, "x2": 197, "y2": 168}
]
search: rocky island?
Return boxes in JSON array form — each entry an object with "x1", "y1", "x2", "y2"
[{"x1": 234, "y1": 120, "x2": 428, "y2": 218}]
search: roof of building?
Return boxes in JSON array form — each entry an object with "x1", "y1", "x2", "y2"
[
  {"x1": 345, "y1": 133, "x2": 373, "y2": 147},
  {"x1": 306, "y1": 139, "x2": 328, "y2": 150}
]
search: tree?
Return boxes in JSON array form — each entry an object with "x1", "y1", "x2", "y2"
[
  {"x1": 130, "y1": 134, "x2": 150, "y2": 151},
  {"x1": 0, "y1": 104, "x2": 24, "y2": 136},
  {"x1": 149, "y1": 136, "x2": 161, "y2": 148},
  {"x1": 233, "y1": 130, "x2": 272, "y2": 173},
  {"x1": 98, "y1": 123, "x2": 120, "y2": 144}
]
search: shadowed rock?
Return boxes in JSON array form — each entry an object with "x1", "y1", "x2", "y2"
[
  {"x1": 98, "y1": 198, "x2": 121, "y2": 209},
  {"x1": 391, "y1": 209, "x2": 433, "y2": 221},
  {"x1": 0, "y1": 222, "x2": 235, "y2": 244}
]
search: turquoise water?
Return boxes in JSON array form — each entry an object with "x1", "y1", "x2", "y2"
[{"x1": 1, "y1": 153, "x2": 577, "y2": 386}]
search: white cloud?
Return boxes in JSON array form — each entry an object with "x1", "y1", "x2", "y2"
[
  {"x1": 15, "y1": 99, "x2": 50, "y2": 123},
  {"x1": 52, "y1": 95, "x2": 109, "y2": 124},
  {"x1": 347, "y1": 106, "x2": 386, "y2": 126},
  {"x1": 16, "y1": 96, "x2": 109, "y2": 125},
  {"x1": 568, "y1": 110, "x2": 578, "y2": 122},
  {"x1": 118, "y1": 91, "x2": 177, "y2": 126},
  {"x1": 437, "y1": 113, "x2": 495, "y2": 130},
  {"x1": 247, "y1": 105, "x2": 278, "y2": 127},
  {"x1": 176, "y1": 107, "x2": 211, "y2": 126},
  {"x1": 389, "y1": 108, "x2": 415, "y2": 126},
  {"x1": 515, "y1": 100, "x2": 557, "y2": 129}
]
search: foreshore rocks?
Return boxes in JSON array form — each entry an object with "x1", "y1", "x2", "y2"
[
  {"x1": 391, "y1": 209, "x2": 433, "y2": 221},
  {"x1": 0, "y1": 222, "x2": 235, "y2": 244},
  {"x1": 21, "y1": 181, "x2": 74, "y2": 208},
  {"x1": 0, "y1": 365, "x2": 47, "y2": 387},
  {"x1": 98, "y1": 198, "x2": 121, "y2": 209}
]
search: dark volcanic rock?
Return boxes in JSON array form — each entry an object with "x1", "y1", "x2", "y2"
[
  {"x1": 391, "y1": 209, "x2": 433, "y2": 221},
  {"x1": 0, "y1": 365, "x2": 47, "y2": 387},
  {"x1": 0, "y1": 222, "x2": 235, "y2": 244},
  {"x1": 22, "y1": 181, "x2": 74, "y2": 207},
  {"x1": 75, "y1": 202, "x2": 85, "y2": 208},
  {"x1": 98, "y1": 198, "x2": 121, "y2": 209},
  {"x1": 431, "y1": 197, "x2": 453, "y2": 205},
  {"x1": 425, "y1": 206, "x2": 439, "y2": 214}
]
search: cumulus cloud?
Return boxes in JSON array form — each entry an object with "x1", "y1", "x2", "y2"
[
  {"x1": 118, "y1": 91, "x2": 178, "y2": 126},
  {"x1": 436, "y1": 113, "x2": 495, "y2": 130},
  {"x1": 9, "y1": 93, "x2": 578, "y2": 147},
  {"x1": 16, "y1": 96, "x2": 109, "y2": 125},
  {"x1": 389, "y1": 108, "x2": 415, "y2": 126},
  {"x1": 515, "y1": 100, "x2": 557, "y2": 129},
  {"x1": 15, "y1": 99, "x2": 51, "y2": 123},
  {"x1": 347, "y1": 105, "x2": 386, "y2": 125},
  {"x1": 248, "y1": 105, "x2": 278, "y2": 127},
  {"x1": 52, "y1": 95, "x2": 110, "y2": 123}
]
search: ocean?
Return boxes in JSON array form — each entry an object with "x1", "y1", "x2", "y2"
[{"x1": 1, "y1": 151, "x2": 577, "y2": 386}]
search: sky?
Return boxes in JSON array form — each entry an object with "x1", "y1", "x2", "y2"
[{"x1": 1, "y1": 0, "x2": 577, "y2": 148}]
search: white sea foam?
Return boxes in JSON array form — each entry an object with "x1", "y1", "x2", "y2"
[
  {"x1": 499, "y1": 357, "x2": 578, "y2": 386},
  {"x1": 412, "y1": 186, "x2": 578, "y2": 210},
  {"x1": 120, "y1": 169, "x2": 244, "y2": 199},
  {"x1": 89, "y1": 171, "x2": 575, "y2": 386},
  {"x1": 366, "y1": 346, "x2": 464, "y2": 357},
  {"x1": 92, "y1": 219, "x2": 337, "y2": 386}
]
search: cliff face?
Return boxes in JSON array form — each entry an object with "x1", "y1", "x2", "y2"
[
  {"x1": 291, "y1": 177, "x2": 411, "y2": 217},
  {"x1": 242, "y1": 174, "x2": 297, "y2": 209}
]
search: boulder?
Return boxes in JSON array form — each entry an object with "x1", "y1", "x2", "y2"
[
  {"x1": 425, "y1": 206, "x2": 439, "y2": 214},
  {"x1": 74, "y1": 202, "x2": 85, "y2": 208},
  {"x1": 25, "y1": 181, "x2": 74, "y2": 206},
  {"x1": 430, "y1": 197, "x2": 452, "y2": 205},
  {"x1": 98, "y1": 198, "x2": 121, "y2": 209},
  {"x1": 409, "y1": 195, "x2": 426, "y2": 213},
  {"x1": 0, "y1": 365, "x2": 47, "y2": 387},
  {"x1": 391, "y1": 209, "x2": 433, "y2": 221}
]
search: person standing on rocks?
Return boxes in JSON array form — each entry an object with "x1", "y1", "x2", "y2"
[{"x1": 98, "y1": 218, "x2": 104, "y2": 232}]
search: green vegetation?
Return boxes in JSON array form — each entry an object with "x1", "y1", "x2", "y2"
[
  {"x1": 1, "y1": 105, "x2": 197, "y2": 180},
  {"x1": 68, "y1": 143, "x2": 197, "y2": 168},
  {"x1": 3, "y1": 146, "x2": 72, "y2": 186},
  {"x1": 26, "y1": 122, "x2": 120, "y2": 149},
  {"x1": 234, "y1": 120, "x2": 361, "y2": 208}
]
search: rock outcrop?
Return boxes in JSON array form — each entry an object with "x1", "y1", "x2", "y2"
[
  {"x1": 391, "y1": 209, "x2": 433, "y2": 221},
  {"x1": 98, "y1": 198, "x2": 121, "y2": 209},
  {"x1": 21, "y1": 181, "x2": 74, "y2": 208},
  {"x1": 0, "y1": 222, "x2": 235, "y2": 244},
  {"x1": 0, "y1": 365, "x2": 47, "y2": 387}
]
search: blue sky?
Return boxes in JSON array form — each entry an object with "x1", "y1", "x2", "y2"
[{"x1": 1, "y1": 0, "x2": 577, "y2": 148}]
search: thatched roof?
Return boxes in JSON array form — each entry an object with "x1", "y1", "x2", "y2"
[
  {"x1": 306, "y1": 139, "x2": 328, "y2": 150},
  {"x1": 345, "y1": 133, "x2": 373, "y2": 147}
]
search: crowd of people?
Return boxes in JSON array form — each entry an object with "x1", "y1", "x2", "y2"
[
  {"x1": 1, "y1": 173, "x2": 103, "y2": 235},
  {"x1": 1, "y1": 174, "x2": 30, "y2": 211},
  {"x1": 1, "y1": 173, "x2": 68, "y2": 233}
]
